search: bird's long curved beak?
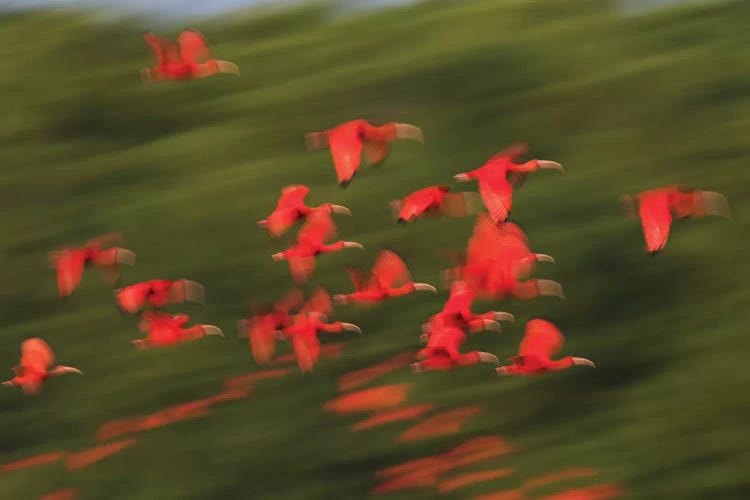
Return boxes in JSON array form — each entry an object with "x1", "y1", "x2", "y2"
[
  {"x1": 572, "y1": 357, "x2": 596, "y2": 368},
  {"x1": 414, "y1": 283, "x2": 438, "y2": 293},
  {"x1": 395, "y1": 123, "x2": 424, "y2": 143},
  {"x1": 343, "y1": 323, "x2": 362, "y2": 334},
  {"x1": 534, "y1": 254, "x2": 556, "y2": 264},
  {"x1": 478, "y1": 352, "x2": 500, "y2": 365},
  {"x1": 181, "y1": 280, "x2": 206, "y2": 304},
  {"x1": 482, "y1": 320, "x2": 502, "y2": 332},
  {"x1": 216, "y1": 60, "x2": 240, "y2": 75},
  {"x1": 330, "y1": 205, "x2": 351, "y2": 216},
  {"x1": 537, "y1": 279, "x2": 565, "y2": 299},
  {"x1": 493, "y1": 312, "x2": 515, "y2": 323},
  {"x1": 344, "y1": 242, "x2": 364, "y2": 250},
  {"x1": 305, "y1": 132, "x2": 329, "y2": 150},
  {"x1": 257, "y1": 219, "x2": 268, "y2": 227},
  {"x1": 115, "y1": 249, "x2": 137, "y2": 267},
  {"x1": 203, "y1": 326, "x2": 224, "y2": 337},
  {"x1": 700, "y1": 191, "x2": 731, "y2": 218},
  {"x1": 538, "y1": 160, "x2": 563, "y2": 172}
]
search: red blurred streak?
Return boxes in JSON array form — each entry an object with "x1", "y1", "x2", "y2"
[
  {"x1": 223, "y1": 368, "x2": 291, "y2": 391},
  {"x1": 0, "y1": 451, "x2": 66, "y2": 472},
  {"x1": 38, "y1": 489, "x2": 78, "y2": 500},
  {"x1": 353, "y1": 404, "x2": 435, "y2": 431},
  {"x1": 473, "y1": 490, "x2": 526, "y2": 500},
  {"x1": 371, "y1": 436, "x2": 515, "y2": 494},
  {"x1": 523, "y1": 468, "x2": 598, "y2": 490},
  {"x1": 205, "y1": 388, "x2": 251, "y2": 404},
  {"x1": 66, "y1": 439, "x2": 137, "y2": 470},
  {"x1": 376, "y1": 436, "x2": 511, "y2": 478},
  {"x1": 536, "y1": 484, "x2": 624, "y2": 500},
  {"x1": 437, "y1": 468, "x2": 516, "y2": 493},
  {"x1": 397, "y1": 406, "x2": 482, "y2": 443},
  {"x1": 272, "y1": 342, "x2": 345, "y2": 365},
  {"x1": 323, "y1": 384, "x2": 410, "y2": 415},
  {"x1": 96, "y1": 417, "x2": 142, "y2": 441},
  {"x1": 338, "y1": 352, "x2": 412, "y2": 392}
]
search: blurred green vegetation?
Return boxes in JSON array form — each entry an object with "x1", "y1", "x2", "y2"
[{"x1": 0, "y1": 0, "x2": 749, "y2": 498}]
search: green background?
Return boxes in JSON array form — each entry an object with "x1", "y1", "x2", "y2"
[{"x1": 0, "y1": 0, "x2": 748, "y2": 498}]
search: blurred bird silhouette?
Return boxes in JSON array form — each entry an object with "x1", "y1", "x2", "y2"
[
  {"x1": 2, "y1": 338, "x2": 82, "y2": 395},
  {"x1": 258, "y1": 184, "x2": 351, "y2": 238}
]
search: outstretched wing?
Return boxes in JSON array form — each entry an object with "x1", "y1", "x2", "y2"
[
  {"x1": 329, "y1": 131, "x2": 363, "y2": 185},
  {"x1": 115, "y1": 283, "x2": 152, "y2": 314},
  {"x1": 178, "y1": 30, "x2": 213, "y2": 65},
  {"x1": 345, "y1": 266, "x2": 369, "y2": 292},
  {"x1": 143, "y1": 32, "x2": 182, "y2": 65},
  {"x1": 20, "y1": 338, "x2": 55, "y2": 373},
  {"x1": 53, "y1": 249, "x2": 87, "y2": 297},
  {"x1": 363, "y1": 140, "x2": 390, "y2": 166},
  {"x1": 519, "y1": 319, "x2": 564, "y2": 360},
  {"x1": 302, "y1": 286, "x2": 334, "y2": 317},
  {"x1": 297, "y1": 209, "x2": 337, "y2": 246},
  {"x1": 490, "y1": 143, "x2": 528, "y2": 162},
  {"x1": 371, "y1": 250, "x2": 413, "y2": 290},
  {"x1": 478, "y1": 182, "x2": 512, "y2": 224}
]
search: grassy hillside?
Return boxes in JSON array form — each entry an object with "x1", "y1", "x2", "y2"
[{"x1": 0, "y1": 0, "x2": 749, "y2": 498}]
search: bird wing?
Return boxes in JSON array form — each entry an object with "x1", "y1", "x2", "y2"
[
  {"x1": 399, "y1": 187, "x2": 439, "y2": 220},
  {"x1": 297, "y1": 209, "x2": 337, "y2": 246},
  {"x1": 363, "y1": 140, "x2": 390, "y2": 166},
  {"x1": 115, "y1": 283, "x2": 152, "y2": 314},
  {"x1": 519, "y1": 319, "x2": 564, "y2": 360},
  {"x1": 53, "y1": 249, "x2": 87, "y2": 297},
  {"x1": 467, "y1": 214, "x2": 501, "y2": 269},
  {"x1": 345, "y1": 266, "x2": 370, "y2": 292},
  {"x1": 178, "y1": 30, "x2": 213, "y2": 65},
  {"x1": 328, "y1": 130, "x2": 363, "y2": 185},
  {"x1": 249, "y1": 317, "x2": 277, "y2": 364},
  {"x1": 143, "y1": 33, "x2": 182, "y2": 65},
  {"x1": 20, "y1": 338, "x2": 55, "y2": 373},
  {"x1": 302, "y1": 287, "x2": 334, "y2": 317},
  {"x1": 490, "y1": 143, "x2": 529, "y2": 162},
  {"x1": 478, "y1": 181, "x2": 512, "y2": 224},
  {"x1": 638, "y1": 192, "x2": 673, "y2": 253},
  {"x1": 371, "y1": 250, "x2": 413, "y2": 290},
  {"x1": 278, "y1": 185, "x2": 310, "y2": 210}
]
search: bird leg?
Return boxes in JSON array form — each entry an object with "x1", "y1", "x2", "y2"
[{"x1": 394, "y1": 123, "x2": 424, "y2": 143}]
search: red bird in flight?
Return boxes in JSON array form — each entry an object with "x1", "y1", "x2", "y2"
[
  {"x1": 333, "y1": 250, "x2": 437, "y2": 305},
  {"x1": 442, "y1": 215, "x2": 563, "y2": 301},
  {"x1": 49, "y1": 232, "x2": 136, "y2": 297},
  {"x1": 141, "y1": 30, "x2": 239, "y2": 83},
  {"x1": 258, "y1": 184, "x2": 352, "y2": 238},
  {"x1": 133, "y1": 312, "x2": 223, "y2": 349},
  {"x1": 389, "y1": 185, "x2": 485, "y2": 223},
  {"x1": 412, "y1": 323, "x2": 500, "y2": 372},
  {"x1": 238, "y1": 289, "x2": 304, "y2": 365},
  {"x1": 272, "y1": 209, "x2": 363, "y2": 283},
  {"x1": 114, "y1": 279, "x2": 205, "y2": 314},
  {"x1": 496, "y1": 318, "x2": 595, "y2": 376},
  {"x1": 453, "y1": 143, "x2": 563, "y2": 223},
  {"x1": 277, "y1": 287, "x2": 361, "y2": 373},
  {"x1": 2, "y1": 338, "x2": 82, "y2": 396},
  {"x1": 620, "y1": 186, "x2": 731, "y2": 255},
  {"x1": 305, "y1": 119, "x2": 424, "y2": 187}
]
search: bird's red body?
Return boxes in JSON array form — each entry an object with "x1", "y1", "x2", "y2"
[
  {"x1": 3, "y1": 338, "x2": 82, "y2": 395},
  {"x1": 142, "y1": 30, "x2": 237, "y2": 82},
  {"x1": 136, "y1": 312, "x2": 215, "y2": 348},
  {"x1": 259, "y1": 185, "x2": 347, "y2": 238},
  {"x1": 306, "y1": 119, "x2": 423, "y2": 187},
  {"x1": 462, "y1": 146, "x2": 541, "y2": 224},
  {"x1": 50, "y1": 233, "x2": 135, "y2": 297},
  {"x1": 413, "y1": 325, "x2": 485, "y2": 371},
  {"x1": 115, "y1": 279, "x2": 203, "y2": 314},
  {"x1": 240, "y1": 290, "x2": 303, "y2": 365},
  {"x1": 428, "y1": 282, "x2": 497, "y2": 332},
  {"x1": 337, "y1": 250, "x2": 424, "y2": 304},
  {"x1": 498, "y1": 319, "x2": 589, "y2": 376},
  {"x1": 396, "y1": 185, "x2": 450, "y2": 221}
]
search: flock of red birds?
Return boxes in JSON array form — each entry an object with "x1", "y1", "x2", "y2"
[{"x1": 3, "y1": 30, "x2": 733, "y2": 396}]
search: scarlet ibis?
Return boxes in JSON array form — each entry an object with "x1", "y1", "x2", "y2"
[
  {"x1": 114, "y1": 279, "x2": 205, "y2": 314},
  {"x1": 333, "y1": 250, "x2": 437, "y2": 305},
  {"x1": 237, "y1": 289, "x2": 303, "y2": 365},
  {"x1": 141, "y1": 30, "x2": 239, "y2": 83},
  {"x1": 620, "y1": 186, "x2": 731, "y2": 255},
  {"x1": 258, "y1": 184, "x2": 352, "y2": 238},
  {"x1": 442, "y1": 215, "x2": 563, "y2": 301},
  {"x1": 453, "y1": 144, "x2": 563, "y2": 223},
  {"x1": 2, "y1": 338, "x2": 82, "y2": 396},
  {"x1": 49, "y1": 232, "x2": 136, "y2": 297},
  {"x1": 421, "y1": 281, "x2": 514, "y2": 341},
  {"x1": 496, "y1": 318, "x2": 595, "y2": 376},
  {"x1": 277, "y1": 287, "x2": 361, "y2": 373},
  {"x1": 133, "y1": 312, "x2": 223, "y2": 349},
  {"x1": 305, "y1": 119, "x2": 424, "y2": 187},
  {"x1": 389, "y1": 185, "x2": 485, "y2": 223},
  {"x1": 272, "y1": 209, "x2": 363, "y2": 283},
  {"x1": 411, "y1": 323, "x2": 499, "y2": 372}
]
